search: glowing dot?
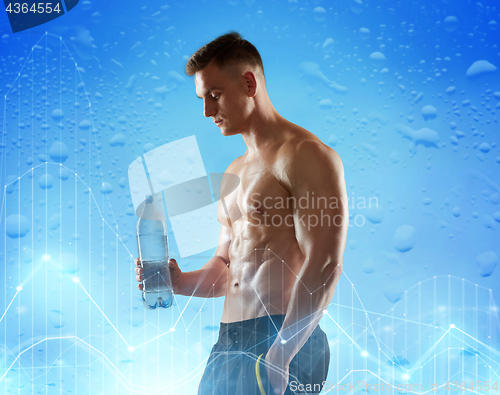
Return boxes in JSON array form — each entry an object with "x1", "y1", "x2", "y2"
[
  {"x1": 42, "y1": 254, "x2": 51, "y2": 261},
  {"x1": 323, "y1": 309, "x2": 328, "y2": 314},
  {"x1": 170, "y1": 327, "x2": 175, "y2": 332},
  {"x1": 450, "y1": 324, "x2": 455, "y2": 328},
  {"x1": 281, "y1": 339, "x2": 287, "y2": 344},
  {"x1": 16, "y1": 286, "x2": 23, "y2": 291},
  {"x1": 361, "y1": 351, "x2": 368, "y2": 357},
  {"x1": 72, "y1": 277, "x2": 80, "y2": 283},
  {"x1": 128, "y1": 346, "x2": 135, "y2": 352}
]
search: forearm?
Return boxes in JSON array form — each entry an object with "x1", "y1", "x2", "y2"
[
  {"x1": 275, "y1": 259, "x2": 342, "y2": 363},
  {"x1": 179, "y1": 256, "x2": 228, "y2": 298}
]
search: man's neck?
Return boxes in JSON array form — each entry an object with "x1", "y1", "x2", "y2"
[{"x1": 240, "y1": 108, "x2": 288, "y2": 156}]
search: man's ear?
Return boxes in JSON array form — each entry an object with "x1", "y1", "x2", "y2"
[{"x1": 243, "y1": 71, "x2": 257, "y2": 98}]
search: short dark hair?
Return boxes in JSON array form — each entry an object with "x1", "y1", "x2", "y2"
[{"x1": 185, "y1": 32, "x2": 264, "y2": 79}]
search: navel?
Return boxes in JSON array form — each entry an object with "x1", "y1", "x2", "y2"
[{"x1": 250, "y1": 203, "x2": 263, "y2": 215}]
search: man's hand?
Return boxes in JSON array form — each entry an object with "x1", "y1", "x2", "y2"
[
  {"x1": 134, "y1": 257, "x2": 185, "y2": 294},
  {"x1": 265, "y1": 343, "x2": 291, "y2": 395}
]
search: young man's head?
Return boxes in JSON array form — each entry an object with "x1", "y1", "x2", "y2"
[{"x1": 186, "y1": 32, "x2": 269, "y2": 136}]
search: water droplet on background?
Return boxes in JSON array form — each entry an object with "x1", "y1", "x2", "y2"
[
  {"x1": 38, "y1": 174, "x2": 54, "y2": 189},
  {"x1": 51, "y1": 109, "x2": 64, "y2": 122},
  {"x1": 48, "y1": 214, "x2": 61, "y2": 231},
  {"x1": 58, "y1": 167, "x2": 70, "y2": 180},
  {"x1": 49, "y1": 141, "x2": 69, "y2": 163},
  {"x1": 101, "y1": 182, "x2": 113, "y2": 194},
  {"x1": 6, "y1": 214, "x2": 30, "y2": 239},
  {"x1": 313, "y1": 7, "x2": 327, "y2": 22},
  {"x1": 444, "y1": 16, "x2": 459, "y2": 32},
  {"x1": 475, "y1": 251, "x2": 497, "y2": 277},
  {"x1": 393, "y1": 225, "x2": 416, "y2": 253},
  {"x1": 48, "y1": 310, "x2": 65, "y2": 328}
]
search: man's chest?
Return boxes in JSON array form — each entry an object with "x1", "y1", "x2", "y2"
[{"x1": 217, "y1": 161, "x2": 292, "y2": 228}]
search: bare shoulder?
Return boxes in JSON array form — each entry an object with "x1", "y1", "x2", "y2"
[
  {"x1": 277, "y1": 129, "x2": 344, "y2": 183},
  {"x1": 293, "y1": 138, "x2": 341, "y2": 162},
  {"x1": 272, "y1": 129, "x2": 347, "y2": 205},
  {"x1": 224, "y1": 154, "x2": 243, "y2": 175},
  {"x1": 218, "y1": 156, "x2": 242, "y2": 198}
]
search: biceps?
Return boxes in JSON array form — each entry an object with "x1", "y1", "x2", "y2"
[
  {"x1": 296, "y1": 218, "x2": 347, "y2": 264},
  {"x1": 293, "y1": 190, "x2": 348, "y2": 261}
]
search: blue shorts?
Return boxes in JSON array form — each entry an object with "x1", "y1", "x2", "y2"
[{"x1": 197, "y1": 314, "x2": 330, "y2": 395}]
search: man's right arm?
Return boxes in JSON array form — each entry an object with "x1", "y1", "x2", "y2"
[{"x1": 177, "y1": 224, "x2": 231, "y2": 298}]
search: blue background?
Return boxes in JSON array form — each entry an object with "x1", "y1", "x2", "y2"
[{"x1": 0, "y1": 0, "x2": 499, "y2": 393}]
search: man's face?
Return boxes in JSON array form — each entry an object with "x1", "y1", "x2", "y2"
[{"x1": 195, "y1": 63, "x2": 252, "y2": 136}]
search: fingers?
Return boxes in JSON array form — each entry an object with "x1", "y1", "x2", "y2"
[
  {"x1": 134, "y1": 259, "x2": 143, "y2": 283},
  {"x1": 134, "y1": 258, "x2": 143, "y2": 281},
  {"x1": 135, "y1": 258, "x2": 143, "y2": 290},
  {"x1": 135, "y1": 258, "x2": 177, "y2": 291}
]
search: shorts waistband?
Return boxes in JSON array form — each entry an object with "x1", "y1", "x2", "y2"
[
  {"x1": 216, "y1": 314, "x2": 325, "y2": 351},
  {"x1": 216, "y1": 314, "x2": 286, "y2": 350},
  {"x1": 219, "y1": 314, "x2": 286, "y2": 334}
]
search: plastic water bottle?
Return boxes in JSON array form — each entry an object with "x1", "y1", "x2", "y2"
[{"x1": 136, "y1": 195, "x2": 174, "y2": 309}]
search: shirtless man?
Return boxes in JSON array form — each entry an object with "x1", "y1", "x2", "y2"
[{"x1": 134, "y1": 32, "x2": 348, "y2": 395}]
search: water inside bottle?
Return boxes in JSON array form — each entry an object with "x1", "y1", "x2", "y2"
[{"x1": 141, "y1": 259, "x2": 174, "y2": 309}]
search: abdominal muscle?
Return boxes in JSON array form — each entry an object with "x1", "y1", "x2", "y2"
[{"x1": 220, "y1": 226, "x2": 304, "y2": 323}]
